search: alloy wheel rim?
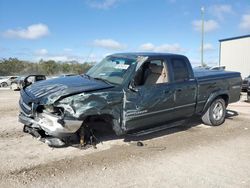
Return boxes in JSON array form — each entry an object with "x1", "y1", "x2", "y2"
[{"x1": 212, "y1": 102, "x2": 223, "y2": 121}]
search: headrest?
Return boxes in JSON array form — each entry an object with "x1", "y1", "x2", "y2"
[{"x1": 149, "y1": 64, "x2": 163, "y2": 74}]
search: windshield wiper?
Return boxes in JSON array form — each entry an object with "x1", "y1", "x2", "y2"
[{"x1": 93, "y1": 77, "x2": 113, "y2": 85}]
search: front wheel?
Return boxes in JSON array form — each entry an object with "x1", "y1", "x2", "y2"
[
  {"x1": 11, "y1": 83, "x2": 18, "y2": 90},
  {"x1": 202, "y1": 98, "x2": 226, "y2": 126}
]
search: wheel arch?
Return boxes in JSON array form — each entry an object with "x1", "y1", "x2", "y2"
[
  {"x1": 1, "y1": 82, "x2": 8, "y2": 86},
  {"x1": 81, "y1": 113, "x2": 124, "y2": 136},
  {"x1": 201, "y1": 90, "x2": 229, "y2": 115}
]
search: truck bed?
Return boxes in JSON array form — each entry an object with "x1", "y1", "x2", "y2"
[
  {"x1": 193, "y1": 69, "x2": 242, "y2": 114},
  {"x1": 194, "y1": 69, "x2": 240, "y2": 80}
]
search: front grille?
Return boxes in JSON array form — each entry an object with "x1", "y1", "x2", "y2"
[{"x1": 20, "y1": 97, "x2": 31, "y2": 111}]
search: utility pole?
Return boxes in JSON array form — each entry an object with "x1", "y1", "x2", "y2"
[{"x1": 201, "y1": 6, "x2": 205, "y2": 67}]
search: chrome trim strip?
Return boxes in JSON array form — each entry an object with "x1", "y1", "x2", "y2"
[
  {"x1": 126, "y1": 103, "x2": 196, "y2": 118},
  {"x1": 197, "y1": 100, "x2": 206, "y2": 104}
]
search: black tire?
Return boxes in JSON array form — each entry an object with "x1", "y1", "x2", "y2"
[
  {"x1": 1, "y1": 82, "x2": 8, "y2": 88},
  {"x1": 202, "y1": 98, "x2": 226, "y2": 126},
  {"x1": 247, "y1": 92, "x2": 250, "y2": 102}
]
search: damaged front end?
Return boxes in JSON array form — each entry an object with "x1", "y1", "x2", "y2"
[
  {"x1": 18, "y1": 74, "x2": 123, "y2": 147},
  {"x1": 19, "y1": 94, "x2": 83, "y2": 147}
]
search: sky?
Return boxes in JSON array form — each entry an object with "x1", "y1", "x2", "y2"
[{"x1": 0, "y1": 0, "x2": 250, "y2": 66}]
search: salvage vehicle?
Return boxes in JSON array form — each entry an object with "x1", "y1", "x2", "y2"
[
  {"x1": 19, "y1": 53, "x2": 242, "y2": 147},
  {"x1": 242, "y1": 75, "x2": 250, "y2": 92},
  {"x1": 247, "y1": 84, "x2": 250, "y2": 102},
  {"x1": 0, "y1": 76, "x2": 18, "y2": 87},
  {"x1": 11, "y1": 75, "x2": 46, "y2": 91}
]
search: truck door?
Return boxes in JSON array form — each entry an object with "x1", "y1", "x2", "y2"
[
  {"x1": 168, "y1": 57, "x2": 197, "y2": 119},
  {"x1": 123, "y1": 59, "x2": 175, "y2": 131}
]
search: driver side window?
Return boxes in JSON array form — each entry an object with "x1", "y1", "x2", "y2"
[{"x1": 134, "y1": 60, "x2": 169, "y2": 86}]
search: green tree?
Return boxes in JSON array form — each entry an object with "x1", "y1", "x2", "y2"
[{"x1": 0, "y1": 58, "x2": 93, "y2": 76}]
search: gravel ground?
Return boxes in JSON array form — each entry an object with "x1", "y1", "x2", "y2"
[{"x1": 0, "y1": 89, "x2": 249, "y2": 188}]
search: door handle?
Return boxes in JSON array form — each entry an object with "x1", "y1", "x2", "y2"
[{"x1": 176, "y1": 88, "x2": 182, "y2": 92}]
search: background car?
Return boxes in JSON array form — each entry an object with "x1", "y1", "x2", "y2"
[
  {"x1": 247, "y1": 83, "x2": 250, "y2": 102},
  {"x1": 10, "y1": 76, "x2": 25, "y2": 90},
  {"x1": 242, "y1": 75, "x2": 250, "y2": 92},
  {"x1": 0, "y1": 76, "x2": 18, "y2": 87},
  {"x1": 10, "y1": 75, "x2": 46, "y2": 90}
]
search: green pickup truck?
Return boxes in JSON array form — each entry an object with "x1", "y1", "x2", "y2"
[{"x1": 19, "y1": 53, "x2": 242, "y2": 146}]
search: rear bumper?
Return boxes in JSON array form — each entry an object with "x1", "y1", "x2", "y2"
[{"x1": 19, "y1": 112, "x2": 82, "y2": 138}]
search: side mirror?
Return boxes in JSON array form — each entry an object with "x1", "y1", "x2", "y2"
[
  {"x1": 129, "y1": 80, "x2": 138, "y2": 92},
  {"x1": 27, "y1": 77, "x2": 35, "y2": 83}
]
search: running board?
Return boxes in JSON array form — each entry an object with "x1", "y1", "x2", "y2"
[{"x1": 128, "y1": 120, "x2": 186, "y2": 136}]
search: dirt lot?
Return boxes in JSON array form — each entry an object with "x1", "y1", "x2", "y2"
[{"x1": 0, "y1": 89, "x2": 249, "y2": 188}]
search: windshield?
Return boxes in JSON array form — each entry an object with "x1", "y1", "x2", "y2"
[{"x1": 86, "y1": 56, "x2": 137, "y2": 85}]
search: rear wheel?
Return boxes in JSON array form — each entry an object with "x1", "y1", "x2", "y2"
[
  {"x1": 202, "y1": 98, "x2": 226, "y2": 126},
  {"x1": 1, "y1": 82, "x2": 8, "y2": 88}
]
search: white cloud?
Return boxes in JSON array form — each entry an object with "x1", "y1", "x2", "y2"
[
  {"x1": 192, "y1": 19, "x2": 219, "y2": 32},
  {"x1": 63, "y1": 48, "x2": 73, "y2": 52},
  {"x1": 35, "y1": 54, "x2": 78, "y2": 62},
  {"x1": 46, "y1": 56, "x2": 69, "y2": 61},
  {"x1": 33, "y1": 49, "x2": 100, "y2": 63},
  {"x1": 189, "y1": 58, "x2": 219, "y2": 67},
  {"x1": 156, "y1": 44, "x2": 184, "y2": 53},
  {"x1": 86, "y1": 0, "x2": 119, "y2": 9},
  {"x1": 33, "y1": 49, "x2": 72, "y2": 62},
  {"x1": 36, "y1": 54, "x2": 103, "y2": 63},
  {"x1": 3, "y1": 23, "x2": 49, "y2": 40},
  {"x1": 85, "y1": 53, "x2": 105, "y2": 62},
  {"x1": 239, "y1": 14, "x2": 250, "y2": 31},
  {"x1": 139, "y1": 43, "x2": 155, "y2": 51},
  {"x1": 93, "y1": 39, "x2": 126, "y2": 50},
  {"x1": 200, "y1": 43, "x2": 215, "y2": 52},
  {"x1": 34, "y1": 48, "x2": 48, "y2": 55},
  {"x1": 209, "y1": 4, "x2": 233, "y2": 20},
  {"x1": 139, "y1": 43, "x2": 184, "y2": 53}
]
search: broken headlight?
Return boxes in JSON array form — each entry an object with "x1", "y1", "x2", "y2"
[
  {"x1": 44, "y1": 105, "x2": 64, "y2": 116},
  {"x1": 44, "y1": 105, "x2": 54, "y2": 113}
]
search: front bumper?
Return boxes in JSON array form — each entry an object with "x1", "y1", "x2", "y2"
[{"x1": 19, "y1": 112, "x2": 82, "y2": 138}]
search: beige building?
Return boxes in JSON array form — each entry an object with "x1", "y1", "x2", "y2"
[{"x1": 219, "y1": 35, "x2": 250, "y2": 78}]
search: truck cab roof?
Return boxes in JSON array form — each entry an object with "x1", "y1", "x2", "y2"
[{"x1": 111, "y1": 52, "x2": 186, "y2": 58}]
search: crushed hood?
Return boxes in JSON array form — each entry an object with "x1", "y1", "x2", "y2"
[{"x1": 23, "y1": 75, "x2": 114, "y2": 104}]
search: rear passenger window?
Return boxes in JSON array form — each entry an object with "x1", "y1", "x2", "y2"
[{"x1": 171, "y1": 58, "x2": 189, "y2": 82}]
